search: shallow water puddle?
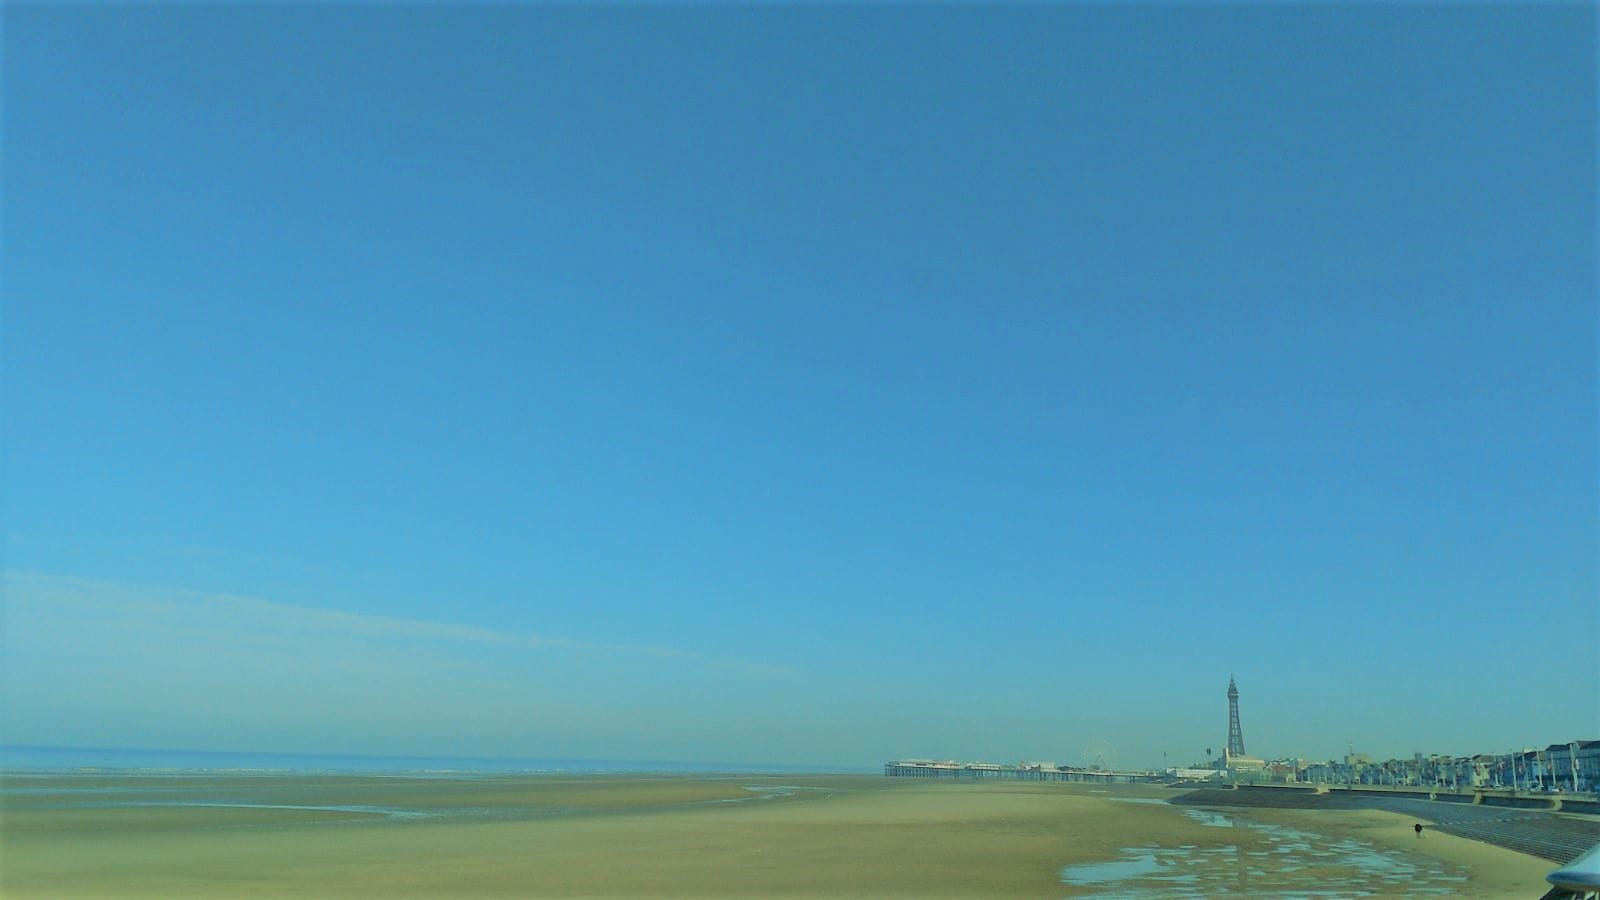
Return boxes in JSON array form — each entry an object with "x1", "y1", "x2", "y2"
[
  {"x1": 1060, "y1": 807, "x2": 1468, "y2": 896},
  {"x1": 1062, "y1": 853, "x2": 1164, "y2": 884},
  {"x1": 709, "y1": 784, "x2": 831, "y2": 803}
]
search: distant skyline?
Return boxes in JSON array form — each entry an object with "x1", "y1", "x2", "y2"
[{"x1": 4, "y1": 4, "x2": 1596, "y2": 770}]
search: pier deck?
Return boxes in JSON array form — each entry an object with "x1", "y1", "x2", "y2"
[{"x1": 883, "y1": 761, "x2": 1156, "y2": 783}]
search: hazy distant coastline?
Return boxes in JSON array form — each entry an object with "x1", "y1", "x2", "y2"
[{"x1": 0, "y1": 744, "x2": 870, "y2": 777}]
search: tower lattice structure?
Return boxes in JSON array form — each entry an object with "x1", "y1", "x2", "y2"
[{"x1": 1226, "y1": 676, "x2": 1246, "y2": 757}]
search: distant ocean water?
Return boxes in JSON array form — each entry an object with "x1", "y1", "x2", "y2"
[{"x1": 0, "y1": 745, "x2": 870, "y2": 776}]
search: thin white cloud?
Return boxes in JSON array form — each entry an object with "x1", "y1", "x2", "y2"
[
  {"x1": 0, "y1": 570, "x2": 796, "y2": 677},
  {"x1": 0, "y1": 572, "x2": 855, "y2": 762}
]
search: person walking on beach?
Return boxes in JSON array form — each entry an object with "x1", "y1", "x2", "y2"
[{"x1": 1414, "y1": 823, "x2": 1424, "y2": 838}]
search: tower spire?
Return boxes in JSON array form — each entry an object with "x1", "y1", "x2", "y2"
[{"x1": 1226, "y1": 675, "x2": 1246, "y2": 757}]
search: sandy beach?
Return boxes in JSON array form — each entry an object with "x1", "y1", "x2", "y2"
[{"x1": 0, "y1": 774, "x2": 1558, "y2": 897}]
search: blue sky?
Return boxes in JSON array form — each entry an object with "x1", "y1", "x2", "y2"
[{"x1": 3, "y1": 4, "x2": 1595, "y2": 769}]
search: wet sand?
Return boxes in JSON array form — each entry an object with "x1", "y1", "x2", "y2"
[
  {"x1": 0, "y1": 774, "x2": 1556, "y2": 897},
  {"x1": 1243, "y1": 806, "x2": 1555, "y2": 897}
]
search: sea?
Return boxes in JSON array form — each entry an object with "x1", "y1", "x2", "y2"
[{"x1": 0, "y1": 744, "x2": 870, "y2": 776}]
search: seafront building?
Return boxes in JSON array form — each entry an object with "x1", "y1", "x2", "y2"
[
  {"x1": 1549, "y1": 742, "x2": 1600, "y2": 792},
  {"x1": 886, "y1": 675, "x2": 1597, "y2": 796},
  {"x1": 1211, "y1": 678, "x2": 1595, "y2": 794},
  {"x1": 1262, "y1": 745, "x2": 1599, "y2": 793}
]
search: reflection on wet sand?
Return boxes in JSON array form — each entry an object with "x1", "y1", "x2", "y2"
[{"x1": 1061, "y1": 807, "x2": 1470, "y2": 896}]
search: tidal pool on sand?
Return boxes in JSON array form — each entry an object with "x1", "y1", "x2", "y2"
[{"x1": 1060, "y1": 807, "x2": 1470, "y2": 896}]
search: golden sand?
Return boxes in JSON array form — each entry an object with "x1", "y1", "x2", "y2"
[{"x1": 0, "y1": 775, "x2": 1558, "y2": 897}]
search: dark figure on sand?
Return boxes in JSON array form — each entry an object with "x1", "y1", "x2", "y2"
[{"x1": 1414, "y1": 823, "x2": 1424, "y2": 838}]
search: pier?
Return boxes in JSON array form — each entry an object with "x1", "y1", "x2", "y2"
[{"x1": 884, "y1": 760, "x2": 1156, "y2": 783}]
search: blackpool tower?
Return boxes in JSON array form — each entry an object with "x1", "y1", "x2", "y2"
[{"x1": 1226, "y1": 676, "x2": 1247, "y2": 758}]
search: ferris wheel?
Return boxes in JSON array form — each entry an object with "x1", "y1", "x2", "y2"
[{"x1": 1079, "y1": 738, "x2": 1120, "y2": 772}]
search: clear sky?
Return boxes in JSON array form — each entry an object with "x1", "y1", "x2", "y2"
[{"x1": 3, "y1": 4, "x2": 1595, "y2": 770}]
